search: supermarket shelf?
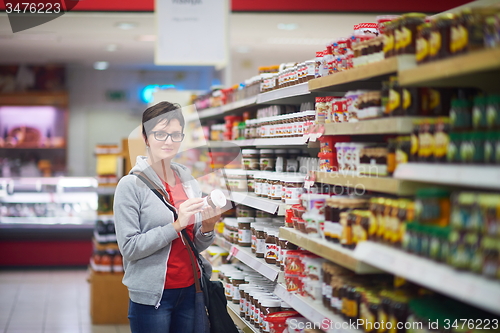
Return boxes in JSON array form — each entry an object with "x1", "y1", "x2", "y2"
[
  {"x1": 227, "y1": 301, "x2": 260, "y2": 333},
  {"x1": 314, "y1": 171, "x2": 423, "y2": 196},
  {"x1": 354, "y1": 241, "x2": 500, "y2": 316},
  {"x1": 0, "y1": 216, "x2": 95, "y2": 226},
  {"x1": 394, "y1": 163, "x2": 500, "y2": 190},
  {"x1": 192, "y1": 106, "x2": 223, "y2": 121},
  {"x1": 257, "y1": 82, "x2": 311, "y2": 105},
  {"x1": 221, "y1": 96, "x2": 258, "y2": 113},
  {"x1": 214, "y1": 235, "x2": 233, "y2": 252},
  {"x1": 229, "y1": 244, "x2": 280, "y2": 281},
  {"x1": 209, "y1": 136, "x2": 312, "y2": 148},
  {"x1": 274, "y1": 283, "x2": 361, "y2": 333},
  {"x1": 399, "y1": 47, "x2": 500, "y2": 91},
  {"x1": 230, "y1": 192, "x2": 286, "y2": 215},
  {"x1": 279, "y1": 227, "x2": 381, "y2": 274},
  {"x1": 323, "y1": 117, "x2": 420, "y2": 136},
  {"x1": 308, "y1": 55, "x2": 416, "y2": 92}
]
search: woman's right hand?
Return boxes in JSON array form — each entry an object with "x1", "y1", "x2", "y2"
[{"x1": 172, "y1": 198, "x2": 205, "y2": 232}]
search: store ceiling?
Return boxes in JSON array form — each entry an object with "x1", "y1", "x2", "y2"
[{"x1": 0, "y1": 12, "x2": 380, "y2": 71}]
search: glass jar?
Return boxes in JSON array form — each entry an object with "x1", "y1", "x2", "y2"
[
  {"x1": 400, "y1": 13, "x2": 427, "y2": 55},
  {"x1": 242, "y1": 149, "x2": 260, "y2": 170},
  {"x1": 238, "y1": 217, "x2": 253, "y2": 247},
  {"x1": 415, "y1": 188, "x2": 451, "y2": 226}
]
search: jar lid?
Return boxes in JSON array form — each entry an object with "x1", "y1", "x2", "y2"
[
  {"x1": 255, "y1": 224, "x2": 266, "y2": 232},
  {"x1": 237, "y1": 217, "x2": 254, "y2": 223},
  {"x1": 260, "y1": 149, "x2": 275, "y2": 154},
  {"x1": 261, "y1": 298, "x2": 282, "y2": 307},
  {"x1": 242, "y1": 149, "x2": 260, "y2": 154},
  {"x1": 209, "y1": 189, "x2": 227, "y2": 208}
]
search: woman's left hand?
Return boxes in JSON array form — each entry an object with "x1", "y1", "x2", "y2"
[{"x1": 200, "y1": 206, "x2": 221, "y2": 233}]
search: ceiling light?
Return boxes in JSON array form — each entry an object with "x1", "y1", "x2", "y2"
[
  {"x1": 106, "y1": 44, "x2": 118, "y2": 52},
  {"x1": 94, "y1": 61, "x2": 109, "y2": 70},
  {"x1": 277, "y1": 23, "x2": 299, "y2": 31},
  {"x1": 236, "y1": 46, "x2": 251, "y2": 53},
  {"x1": 116, "y1": 22, "x2": 137, "y2": 30}
]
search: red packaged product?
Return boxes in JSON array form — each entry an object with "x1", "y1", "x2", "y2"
[
  {"x1": 266, "y1": 311, "x2": 300, "y2": 333},
  {"x1": 284, "y1": 274, "x2": 303, "y2": 293},
  {"x1": 284, "y1": 250, "x2": 305, "y2": 275}
]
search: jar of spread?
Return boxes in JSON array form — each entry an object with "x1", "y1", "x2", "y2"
[
  {"x1": 416, "y1": 22, "x2": 431, "y2": 64},
  {"x1": 246, "y1": 170, "x2": 256, "y2": 193},
  {"x1": 255, "y1": 224, "x2": 267, "y2": 258},
  {"x1": 238, "y1": 284, "x2": 249, "y2": 317},
  {"x1": 269, "y1": 173, "x2": 283, "y2": 200},
  {"x1": 260, "y1": 172, "x2": 270, "y2": 198},
  {"x1": 437, "y1": 13, "x2": 455, "y2": 59},
  {"x1": 237, "y1": 217, "x2": 253, "y2": 247},
  {"x1": 231, "y1": 272, "x2": 246, "y2": 304},
  {"x1": 242, "y1": 149, "x2": 260, "y2": 170},
  {"x1": 279, "y1": 238, "x2": 298, "y2": 271},
  {"x1": 264, "y1": 228, "x2": 278, "y2": 264},
  {"x1": 260, "y1": 149, "x2": 276, "y2": 171},
  {"x1": 260, "y1": 298, "x2": 282, "y2": 333},
  {"x1": 400, "y1": 13, "x2": 427, "y2": 55},
  {"x1": 284, "y1": 175, "x2": 305, "y2": 204},
  {"x1": 237, "y1": 205, "x2": 255, "y2": 218}
]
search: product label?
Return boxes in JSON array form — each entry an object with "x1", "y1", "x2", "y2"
[
  {"x1": 387, "y1": 89, "x2": 401, "y2": 114},
  {"x1": 251, "y1": 234, "x2": 257, "y2": 251},
  {"x1": 429, "y1": 31, "x2": 441, "y2": 57},
  {"x1": 400, "y1": 27, "x2": 411, "y2": 49},
  {"x1": 383, "y1": 34, "x2": 394, "y2": 54},
  {"x1": 434, "y1": 131, "x2": 449, "y2": 159},
  {"x1": 265, "y1": 243, "x2": 278, "y2": 260},
  {"x1": 233, "y1": 286, "x2": 240, "y2": 301},
  {"x1": 402, "y1": 88, "x2": 411, "y2": 111},
  {"x1": 238, "y1": 229, "x2": 252, "y2": 244},
  {"x1": 416, "y1": 36, "x2": 429, "y2": 62},
  {"x1": 256, "y1": 238, "x2": 266, "y2": 255}
]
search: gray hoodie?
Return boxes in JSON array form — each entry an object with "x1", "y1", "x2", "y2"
[{"x1": 113, "y1": 156, "x2": 214, "y2": 308}]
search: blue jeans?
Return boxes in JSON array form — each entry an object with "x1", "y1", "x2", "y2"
[{"x1": 128, "y1": 284, "x2": 195, "y2": 333}]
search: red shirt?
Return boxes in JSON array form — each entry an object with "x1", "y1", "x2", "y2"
[{"x1": 163, "y1": 173, "x2": 201, "y2": 289}]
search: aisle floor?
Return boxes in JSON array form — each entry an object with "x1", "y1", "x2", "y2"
[{"x1": 0, "y1": 269, "x2": 131, "y2": 333}]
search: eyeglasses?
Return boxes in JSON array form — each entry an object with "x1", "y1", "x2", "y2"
[{"x1": 152, "y1": 131, "x2": 185, "y2": 142}]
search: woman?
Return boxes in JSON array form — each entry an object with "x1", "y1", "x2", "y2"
[{"x1": 114, "y1": 101, "x2": 220, "y2": 333}]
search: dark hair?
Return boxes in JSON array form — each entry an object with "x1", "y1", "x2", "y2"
[{"x1": 142, "y1": 101, "x2": 185, "y2": 139}]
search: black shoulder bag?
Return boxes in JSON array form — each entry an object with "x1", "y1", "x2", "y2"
[{"x1": 133, "y1": 172, "x2": 238, "y2": 333}]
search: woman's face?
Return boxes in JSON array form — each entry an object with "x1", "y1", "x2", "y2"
[{"x1": 146, "y1": 118, "x2": 183, "y2": 162}]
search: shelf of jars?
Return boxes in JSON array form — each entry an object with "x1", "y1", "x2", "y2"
[
  {"x1": 274, "y1": 283, "x2": 362, "y2": 333},
  {"x1": 398, "y1": 47, "x2": 500, "y2": 91},
  {"x1": 393, "y1": 163, "x2": 500, "y2": 190},
  {"x1": 226, "y1": 301, "x2": 260, "y2": 333},
  {"x1": 322, "y1": 117, "x2": 420, "y2": 136},
  {"x1": 228, "y1": 243, "x2": 282, "y2": 282},
  {"x1": 314, "y1": 171, "x2": 423, "y2": 196},
  {"x1": 308, "y1": 55, "x2": 416, "y2": 93},
  {"x1": 354, "y1": 241, "x2": 500, "y2": 316},
  {"x1": 279, "y1": 227, "x2": 381, "y2": 274},
  {"x1": 257, "y1": 82, "x2": 312, "y2": 105},
  {"x1": 208, "y1": 136, "x2": 310, "y2": 148}
]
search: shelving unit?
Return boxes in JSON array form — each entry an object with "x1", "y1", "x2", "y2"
[
  {"x1": 354, "y1": 241, "x2": 500, "y2": 316},
  {"x1": 229, "y1": 244, "x2": 281, "y2": 281},
  {"x1": 214, "y1": 234, "x2": 233, "y2": 252},
  {"x1": 227, "y1": 301, "x2": 260, "y2": 333},
  {"x1": 274, "y1": 284, "x2": 362, "y2": 333},
  {"x1": 257, "y1": 82, "x2": 311, "y2": 105},
  {"x1": 308, "y1": 55, "x2": 416, "y2": 92},
  {"x1": 394, "y1": 163, "x2": 500, "y2": 190},
  {"x1": 230, "y1": 192, "x2": 287, "y2": 216},
  {"x1": 222, "y1": 96, "x2": 258, "y2": 112},
  {"x1": 208, "y1": 136, "x2": 309, "y2": 148},
  {"x1": 279, "y1": 227, "x2": 380, "y2": 274},
  {"x1": 323, "y1": 117, "x2": 419, "y2": 136},
  {"x1": 314, "y1": 171, "x2": 423, "y2": 195},
  {"x1": 398, "y1": 48, "x2": 500, "y2": 91}
]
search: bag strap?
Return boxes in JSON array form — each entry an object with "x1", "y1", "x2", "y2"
[{"x1": 132, "y1": 172, "x2": 203, "y2": 293}]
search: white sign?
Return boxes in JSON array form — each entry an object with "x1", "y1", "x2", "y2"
[{"x1": 155, "y1": 0, "x2": 228, "y2": 66}]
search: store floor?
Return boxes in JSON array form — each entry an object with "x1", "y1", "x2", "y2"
[{"x1": 0, "y1": 269, "x2": 131, "y2": 333}]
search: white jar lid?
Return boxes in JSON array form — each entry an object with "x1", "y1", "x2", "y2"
[
  {"x1": 237, "y1": 217, "x2": 254, "y2": 223},
  {"x1": 210, "y1": 189, "x2": 227, "y2": 208},
  {"x1": 242, "y1": 149, "x2": 260, "y2": 154},
  {"x1": 261, "y1": 298, "x2": 282, "y2": 308},
  {"x1": 260, "y1": 149, "x2": 275, "y2": 154}
]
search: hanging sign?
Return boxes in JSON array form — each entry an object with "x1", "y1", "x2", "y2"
[{"x1": 155, "y1": 0, "x2": 228, "y2": 66}]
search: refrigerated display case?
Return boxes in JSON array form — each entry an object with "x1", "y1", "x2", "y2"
[{"x1": 0, "y1": 177, "x2": 98, "y2": 266}]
